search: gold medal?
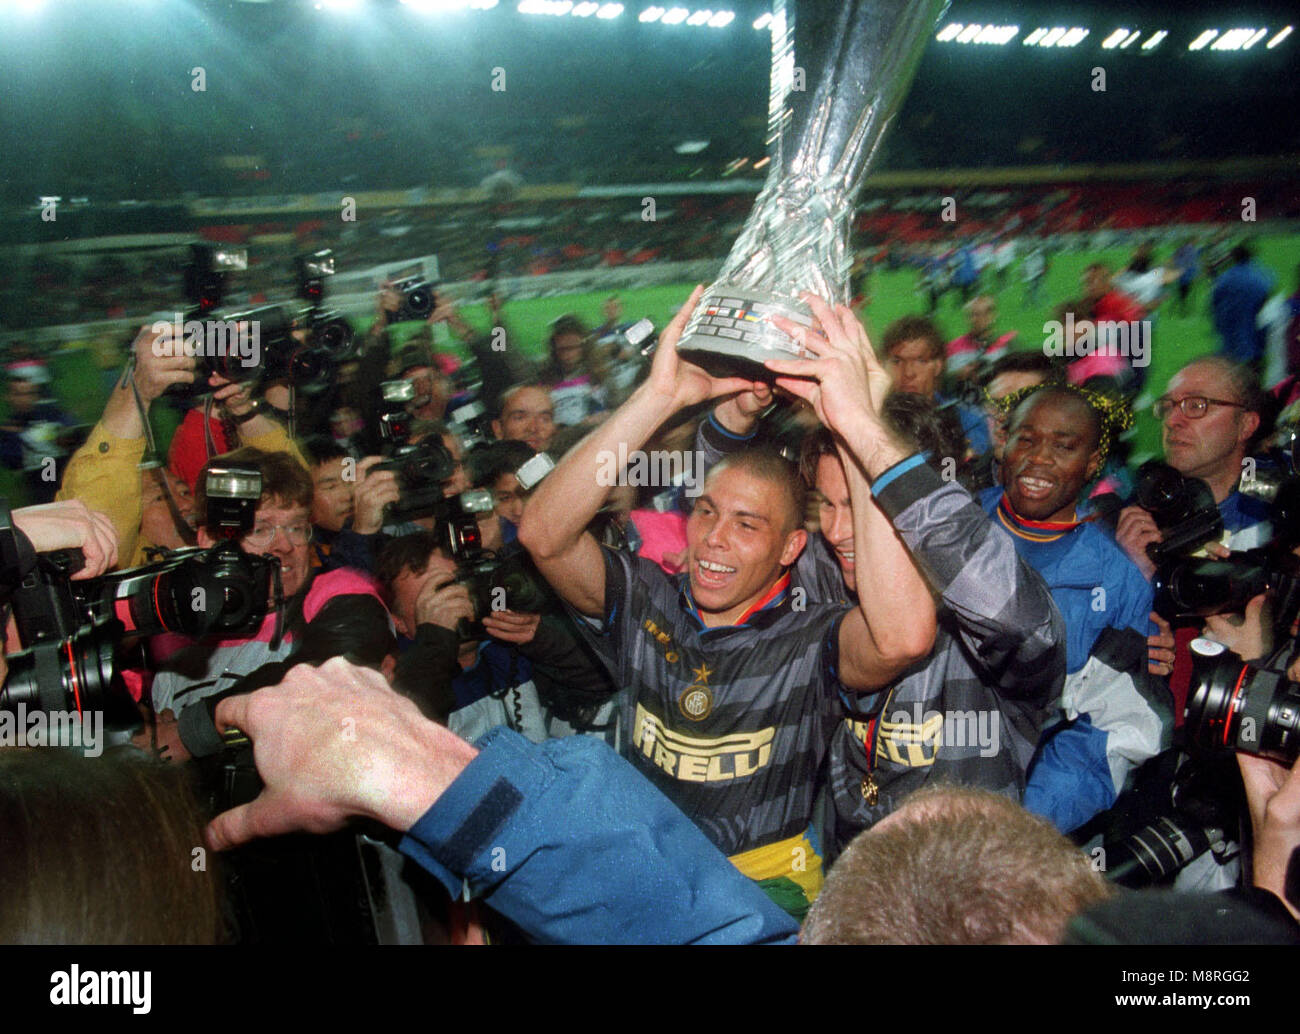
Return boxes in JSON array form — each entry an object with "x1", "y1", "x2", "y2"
[{"x1": 861, "y1": 774, "x2": 878, "y2": 806}]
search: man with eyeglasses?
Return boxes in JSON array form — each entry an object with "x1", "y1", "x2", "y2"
[
  {"x1": 145, "y1": 447, "x2": 394, "y2": 762},
  {"x1": 1117, "y1": 356, "x2": 1271, "y2": 582},
  {"x1": 1115, "y1": 356, "x2": 1272, "y2": 778}
]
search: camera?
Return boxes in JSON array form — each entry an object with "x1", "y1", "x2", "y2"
[
  {"x1": 1133, "y1": 460, "x2": 1224, "y2": 567},
  {"x1": 1102, "y1": 753, "x2": 1238, "y2": 888},
  {"x1": 373, "y1": 380, "x2": 464, "y2": 524},
  {"x1": 436, "y1": 501, "x2": 551, "y2": 642},
  {"x1": 1153, "y1": 546, "x2": 1300, "y2": 625},
  {"x1": 1185, "y1": 638, "x2": 1300, "y2": 764},
  {"x1": 181, "y1": 246, "x2": 354, "y2": 394},
  {"x1": 443, "y1": 452, "x2": 555, "y2": 641},
  {"x1": 388, "y1": 276, "x2": 439, "y2": 323},
  {"x1": 1152, "y1": 472, "x2": 1300, "y2": 626},
  {"x1": 0, "y1": 468, "x2": 283, "y2": 727}
]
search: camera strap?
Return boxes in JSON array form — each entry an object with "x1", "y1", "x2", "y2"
[
  {"x1": 153, "y1": 465, "x2": 199, "y2": 549},
  {"x1": 119, "y1": 355, "x2": 200, "y2": 549},
  {"x1": 119, "y1": 354, "x2": 162, "y2": 463}
]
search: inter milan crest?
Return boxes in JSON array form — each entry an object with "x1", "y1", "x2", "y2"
[{"x1": 677, "y1": 663, "x2": 714, "y2": 721}]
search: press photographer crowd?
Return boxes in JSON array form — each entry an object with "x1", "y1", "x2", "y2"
[{"x1": 3, "y1": 238, "x2": 1300, "y2": 948}]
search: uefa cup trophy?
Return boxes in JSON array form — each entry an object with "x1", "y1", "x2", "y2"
[{"x1": 676, "y1": 0, "x2": 948, "y2": 379}]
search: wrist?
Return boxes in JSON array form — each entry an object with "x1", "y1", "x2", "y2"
[
  {"x1": 632, "y1": 380, "x2": 684, "y2": 420},
  {"x1": 367, "y1": 720, "x2": 476, "y2": 831},
  {"x1": 839, "y1": 416, "x2": 907, "y2": 479}
]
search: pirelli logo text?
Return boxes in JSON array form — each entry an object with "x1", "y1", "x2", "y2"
[{"x1": 633, "y1": 702, "x2": 775, "y2": 782}]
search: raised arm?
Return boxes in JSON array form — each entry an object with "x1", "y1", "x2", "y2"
[
  {"x1": 58, "y1": 323, "x2": 195, "y2": 567},
  {"x1": 768, "y1": 295, "x2": 936, "y2": 692},
  {"x1": 518, "y1": 286, "x2": 758, "y2": 617}
]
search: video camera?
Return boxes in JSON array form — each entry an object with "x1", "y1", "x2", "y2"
[
  {"x1": 0, "y1": 468, "x2": 283, "y2": 729},
  {"x1": 1133, "y1": 460, "x2": 1224, "y2": 568}
]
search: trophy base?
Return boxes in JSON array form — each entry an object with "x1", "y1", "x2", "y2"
[
  {"x1": 677, "y1": 343, "x2": 782, "y2": 383},
  {"x1": 675, "y1": 287, "x2": 815, "y2": 384}
]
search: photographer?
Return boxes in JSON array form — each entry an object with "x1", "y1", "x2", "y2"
[
  {"x1": 146, "y1": 447, "x2": 392, "y2": 761},
  {"x1": 168, "y1": 376, "x2": 298, "y2": 494},
  {"x1": 1117, "y1": 356, "x2": 1272, "y2": 581},
  {"x1": 377, "y1": 531, "x2": 535, "y2": 731},
  {"x1": 329, "y1": 421, "x2": 469, "y2": 576},
  {"x1": 299, "y1": 435, "x2": 354, "y2": 569},
  {"x1": 57, "y1": 323, "x2": 305, "y2": 570},
  {"x1": 1116, "y1": 356, "x2": 1273, "y2": 707},
  {"x1": 466, "y1": 438, "x2": 536, "y2": 549}
]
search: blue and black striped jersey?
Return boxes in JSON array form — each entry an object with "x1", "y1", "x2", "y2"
[{"x1": 569, "y1": 545, "x2": 850, "y2": 858}]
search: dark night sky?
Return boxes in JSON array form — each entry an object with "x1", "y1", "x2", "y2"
[{"x1": 0, "y1": 0, "x2": 1294, "y2": 204}]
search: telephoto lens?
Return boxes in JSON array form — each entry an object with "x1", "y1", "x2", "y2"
[{"x1": 1185, "y1": 638, "x2": 1300, "y2": 763}]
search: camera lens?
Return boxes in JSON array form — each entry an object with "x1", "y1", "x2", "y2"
[
  {"x1": 1105, "y1": 816, "x2": 1216, "y2": 888},
  {"x1": 405, "y1": 286, "x2": 434, "y2": 320},
  {"x1": 1135, "y1": 461, "x2": 1190, "y2": 526},
  {"x1": 313, "y1": 318, "x2": 353, "y2": 359},
  {"x1": 1186, "y1": 638, "x2": 1300, "y2": 763},
  {"x1": 1, "y1": 621, "x2": 117, "y2": 716}
]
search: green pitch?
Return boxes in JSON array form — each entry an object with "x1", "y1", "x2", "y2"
[
  {"x1": 438, "y1": 231, "x2": 1295, "y2": 463},
  {"x1": 12, "y1": 232, "x2": 1294, "y2": 508}
]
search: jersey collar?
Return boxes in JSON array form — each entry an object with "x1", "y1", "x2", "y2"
[
  {"x1": 680, "y1": 571, "x2": 793, "y2": 631},
  {"x1": 996, "y1": 493, "x2": 1083, "y2": 543}
]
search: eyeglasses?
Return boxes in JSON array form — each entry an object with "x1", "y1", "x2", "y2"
[
  {"x1": 243, "y1": 522, "x2": 313, "y2": 548},
  {"x1": 1152, "y1": 396, "x2": 1247, "y2": 421}
]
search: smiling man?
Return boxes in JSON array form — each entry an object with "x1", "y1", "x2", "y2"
[
  {"x1": 519, "y1": 289, "x2": 936, "y2": 917},
  {"x1": 492, "y1": 383, "x2": 556, "y2": 454},
  {"x1": 982, "y1": 386, "x2": 1168, "y2": 833}
]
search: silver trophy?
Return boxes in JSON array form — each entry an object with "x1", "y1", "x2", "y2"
[{"x1": 677, "y1": 0, "x2": 948, "y2": 379}]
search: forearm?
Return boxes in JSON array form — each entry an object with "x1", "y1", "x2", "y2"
[
  {"x1": 842, "y1": 447, "x2": 935, "y2": 663},
  {"x1": 97, "y1": 375, "x2": 147, "y2": 440},
  {"x1": 521, "y1": 382, "x2": 678, "y2": 558},
  {"x1": 398, "y1": 727, "x2": 799, "y2": 945}
]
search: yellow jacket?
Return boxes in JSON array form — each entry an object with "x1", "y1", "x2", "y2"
[{"x1": 58, "y1": 418, "x2": 305, "y2": 570}]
